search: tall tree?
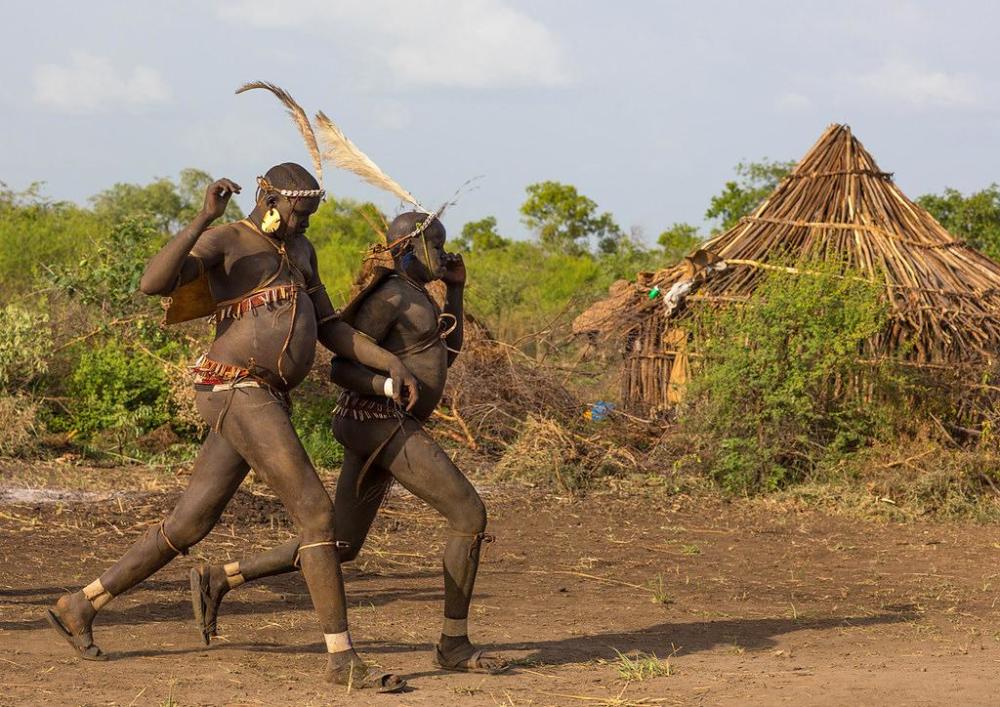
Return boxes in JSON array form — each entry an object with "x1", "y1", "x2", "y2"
[
  {"x1": 90, "y1": 169, "x2": 243, "y2": 233},
  {"x1": 658, "y1": 222, "x2": 702, "y2": 263},
  {"x1": 520, "y1": 181, "x2": 621, "y2": 255},
  {"x1": 705, "y1": 159, "x2": 795, "y2": 232},
  {"x1": 916, "y1": 185, "x2": 1000, "y2": 260},
  {"x1": 454, "y1": 216, "x2": 510, "y2": 252}
]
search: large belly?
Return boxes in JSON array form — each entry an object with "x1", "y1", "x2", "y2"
[
  {"x1": 207, "y1": 296, "x2": 318, "y2": 390},
  {"x1": 403, "y1": 344, "x2": 449, "y2": 421}
]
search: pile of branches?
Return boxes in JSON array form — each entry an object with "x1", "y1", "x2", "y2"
[{"x1": 432, "y1": 316, "x2": 582, "y2": 455}]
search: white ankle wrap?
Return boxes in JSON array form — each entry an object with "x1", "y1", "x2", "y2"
[
  {"x1": 223, "y1": 561, "x2": 245, "y2": 589},
  {"x1": 325, "y1": 630, "x2": 353, "y2": 653},
  {"x1": 82, "y1": 579, "x2": 113, "y2": 610}
]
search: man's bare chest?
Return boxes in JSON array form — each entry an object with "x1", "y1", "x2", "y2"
[{"x1": 212, "y1": 239, "x2": 313, "y2": 300}]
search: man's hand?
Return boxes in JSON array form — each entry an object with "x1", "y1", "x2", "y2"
[
  {"x1": 201, "y1": 179, "x2": 241, "y2": 222},
  {"x1": 388, "y1": 360, "x2": 420, "y2": 412},
  {"x1": 441, "y1": 252, "x2": 466, "y2": 286}
]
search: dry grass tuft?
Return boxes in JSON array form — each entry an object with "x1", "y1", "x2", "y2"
[
  {"x1": 493, "y1": 416, "x2": 640, "y2": 492},
  {"x1": 0, "y1": 394, "x2": 42, "y2": 457}
]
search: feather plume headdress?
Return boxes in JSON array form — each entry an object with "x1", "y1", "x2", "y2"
[
  {"x1": 235, "y1": 81, "x2": 326, "y2": 199},
  {"x1": 313, "y1": 110, "x2": 461, "y2": 250}
]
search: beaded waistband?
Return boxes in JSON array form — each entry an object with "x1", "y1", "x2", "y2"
[
  {"x1": 332, "y1": 390, "x2": 400, "y2": 421},
  {"x1": 215, "y1": 284, "x2": 300, "y2": 322}
]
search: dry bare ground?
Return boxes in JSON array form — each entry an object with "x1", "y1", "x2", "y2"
[{"x1": 1, "y1": 460, "x2": 998, "y2": 706}]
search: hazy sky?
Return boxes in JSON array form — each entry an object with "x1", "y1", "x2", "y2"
[{"x1": 3, "y1": 1, "x2": 997, "y2": 243}]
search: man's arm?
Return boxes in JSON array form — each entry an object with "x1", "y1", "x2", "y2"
[
  {"x1": 305, "y1": 257, "x2": 418, "y2": 409},
  {"x1": 441, "y1": 252, "x2": 466, "y2": 366},
  {"x1": 139, "y1": 179, "x2": 239, "y2": 295}
]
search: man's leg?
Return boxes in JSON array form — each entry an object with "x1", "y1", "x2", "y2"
[
  {"x1": 193, "y1": 449, "x2": 392, "y2": 641},
  {"x1": 47, "y1": 427, "x2": 250, "y2": 659},
  {"x1": 211, "y1": 389, "x2": 401, "y2": 687},
  {"x1": 356, "y1": 417, "x2": 506, "y2": 673}
]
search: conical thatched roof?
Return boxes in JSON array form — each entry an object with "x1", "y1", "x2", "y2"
[{"x1": 576, "y1": 124, "x2": 1000, "y2": 367}]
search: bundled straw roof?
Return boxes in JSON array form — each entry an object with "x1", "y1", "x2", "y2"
[{"x1": 576, "y1": 124, "x2": 1000, "y2": 369}]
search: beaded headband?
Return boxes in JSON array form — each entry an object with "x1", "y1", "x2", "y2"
[{"x1": 256, "y1": 176, "x2": 325, "y2": 200}]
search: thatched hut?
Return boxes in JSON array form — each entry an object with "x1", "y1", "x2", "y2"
[{"x1": 574, "y1": 124, "x2": 1000, "y2": 415}]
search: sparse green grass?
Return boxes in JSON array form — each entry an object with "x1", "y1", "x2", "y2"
[
  {"x1": 611, "y1": 649, "x2": 672, "y2": 682},
  {"x1": 452, "y1": 679, "x2": 486, "y2": 697},
  {"x1": 647, "y1": 574, "x2": 673, "y2": 605},
  {"x1": 680, "y1": 544, "x2": 701, "y2": 556}
]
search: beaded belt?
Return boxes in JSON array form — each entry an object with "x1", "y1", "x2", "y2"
[
  {"x1": 332, "y1": 390, "x2": 400, "y2": 421},
  {"x1": 214, "y1": 284, "x2": 299, "y2": 323}
]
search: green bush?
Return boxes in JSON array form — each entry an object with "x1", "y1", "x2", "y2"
[
  {"x1": 0, "y1": 183, "x2": 104, "y2": 295},
  {"x1": 462, "y1": 239, "x2": 661, "y2": 343},
  {"x1": 308, "y1": 197, "x2": 383, "y2": 308},
  {"x1": 62, "y1": 340, "x2": 172, "y2": 437},
  {"x1": 0, "y1": 304, "x2": 52, "y2": 391},
  {"x1": 46, "y1": 214, "x2": 160, "y2": 316},
  {"x1": 292, "y1": 388, "x2": 344, "y2": 470},
  {"x1": 683, "y1": 262, "x2": 911, "y2": 494}
]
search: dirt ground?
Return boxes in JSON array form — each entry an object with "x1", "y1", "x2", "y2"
[{"x1": 1, "y1": 460, "x2": 999, "y2": 706}]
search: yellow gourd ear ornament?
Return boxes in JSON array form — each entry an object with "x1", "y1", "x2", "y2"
[{"x1": 261, "y1": 208, "x2": 282, "y2": 234}]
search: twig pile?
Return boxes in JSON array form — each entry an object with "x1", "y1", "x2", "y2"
[
  {"x1": 492, "y1": 415, "x2": 641, "y2": 491},
  {"x1": 434, "y1": 325, "x2": 582, "y2": 455}
]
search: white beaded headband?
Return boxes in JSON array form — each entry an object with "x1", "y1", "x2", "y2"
[{"x1": 256, "y1": 176, "x2": 325, "y2": 200}]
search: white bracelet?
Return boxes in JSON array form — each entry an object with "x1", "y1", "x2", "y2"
[{"x1": 383, "y1": 377, "x2": 394, "y2": 397}]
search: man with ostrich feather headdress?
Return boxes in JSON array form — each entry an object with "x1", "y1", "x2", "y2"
[
  {"x1": 45, "y1": 83, "x2": 416, "y2": 692},
  {"x1": 195, "y1": 104, "x2": 510, "y2": 675}
]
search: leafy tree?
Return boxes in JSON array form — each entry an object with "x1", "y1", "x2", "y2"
[
  {"x1": 91, "y1": 178, "x2": 183, "y2": 232},
  {"x1": 520, "y1": 181, "x2": 621, "y2": 255},
  {"x1": 0, "y1": 182, "x2": 103, "y2": 295},
  {"x1": 175, "y1": 168, "x2": 245, "y2": 226},
  {"x1": 454, "y1": 216, "x2": 510, "y2": 252},
  {"x1": 46, "y1": 215, "x2": 160, "y2": 316},
  {"x1": 916, "y1": 185, "x2": 1000, "y2": 260},
  {"x1": 307, "y1": 197, "x2": 385, "y2": 306},
  {"x1": 658, "y1": 222, "x2": 702, "y2": 263},
  {"x1": 91, "y1": 169, "x2": 243, "y2": 233},
  {"x1": 705, "y1": 159, "x2": 795, "y2": 232}
]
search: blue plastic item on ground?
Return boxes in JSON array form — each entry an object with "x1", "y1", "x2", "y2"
[{"x1": 588, "y1": 401, "x2": 615, "y2": 421}]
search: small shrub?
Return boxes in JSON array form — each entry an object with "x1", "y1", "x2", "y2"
[
  {"x1": 0, "y1": 394, "x2": 42, "y2": 456},
  {"x1": 61, "y1": 340, "x2": 171, "y2": 437},
  {"x1": 292, "y1": 392, "x2": 344, "y2": 470},
  {"x1": 0, "y1": 305, "x2": 52, "y2": 391},
  {"x1": 683, "y1": 262, "x2": 911, "y2": 494}
]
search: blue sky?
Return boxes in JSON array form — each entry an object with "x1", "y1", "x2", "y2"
[{"x1": 2, "y1": 1, "x2": 997, "y2": 243}]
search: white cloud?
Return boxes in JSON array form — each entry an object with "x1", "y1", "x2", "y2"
[
  {"x1": 775, "y1": 92, "x2": 812, "y2": 112},
  {"x1": 216, "y1": 0, "x2": 572, "y2": 89},
  {"x1": 856, "y1": 60, "x2": 982, "y2": 108},
  {"x1": 33, "y1": 53, "x2": 170, "y2": 114}
]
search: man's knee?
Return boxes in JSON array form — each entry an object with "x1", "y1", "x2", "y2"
[
  {"x1": 292, "y1": 497, "x2": 337, "y2": 541},
  {"x1": 163, "y1": 509, "x2": 218, "y2": 551},
  {"x1": 449, "y1": 492, "x2": 487, "y2": 535}
]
